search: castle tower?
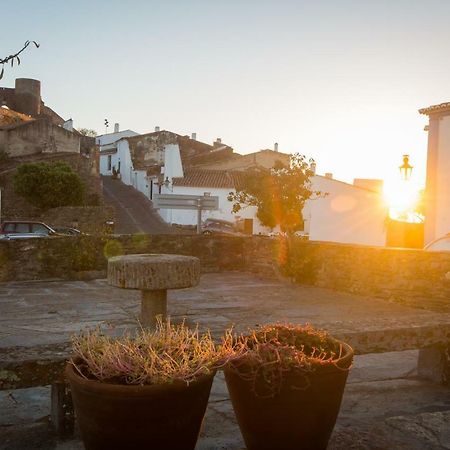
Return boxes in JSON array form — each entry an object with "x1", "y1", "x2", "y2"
[
  {"x1": 13, "y1": 78, "x2": 41, "y2": 117},
  {"x1": 419, "y1": 102, "x2": 450, "y2": 244}
]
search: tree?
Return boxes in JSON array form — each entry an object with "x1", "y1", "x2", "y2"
[
  {"x1": 1, "y1": 41, "x2": 40, "y2": 80},
  {"x1": 13, "y1": 162, "x2": 84, "y2": 210},
  {"x1": 227, "y1": 154, "x2": 323, "y2": 234},
  {"x1": 77, "y1": 128, "x2": 98, "y2": 137}
]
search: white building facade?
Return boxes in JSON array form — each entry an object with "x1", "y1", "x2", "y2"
[
  {"x1": 419, "y1": 103, "x2": 450, "y2": 244},
  {"x1": 304, "y1": 175, "x2": 387, "y2": 246},
  {"x1": 97, "y1": 128, "x2": 139, "y2": 176}
]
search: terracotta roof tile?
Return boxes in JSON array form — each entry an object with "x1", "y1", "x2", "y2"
[
  {"x1": 419, "y1": 102, "x2": 450, "y2": 115},
  {"x1": 172, "y1": 169, "x2": 244, "y2": 189},
  {"x1": 0, "y1": 107, "x2": 34, "y2": 127}
]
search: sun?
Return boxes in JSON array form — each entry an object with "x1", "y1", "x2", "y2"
[{"x1": 383, "y1": 178, "x2": 422, "y2": 222}]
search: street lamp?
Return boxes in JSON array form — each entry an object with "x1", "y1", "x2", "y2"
[{"x1": 399, "y1": 154, "x2": 413, "y2": 181}]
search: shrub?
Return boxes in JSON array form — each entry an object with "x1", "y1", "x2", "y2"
[{"x1": 13, "y1": 162, "x2": 84, "y2": 210}]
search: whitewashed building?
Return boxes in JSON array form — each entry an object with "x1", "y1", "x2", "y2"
[
  {"x1": 97, "y1": 125, "x2": 139, "y2": 176},
  {"x1": 419, "y1": 102, "x2": 450, "y2": 244},
  {"x1": 304, "y1": 175, "x2": 387, "y2": 246}
]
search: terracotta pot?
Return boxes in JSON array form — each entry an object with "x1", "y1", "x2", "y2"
[
  {"x1": 224, "y1": 342, "x2": 353, "y2": 450},
  {"x1": 66, "y1": 364, "x2": 215, "y2": 450}
]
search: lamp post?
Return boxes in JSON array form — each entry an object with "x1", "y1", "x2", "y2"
[{"x1": 399, "y1": 154, "x2": 413, "y2": 181}]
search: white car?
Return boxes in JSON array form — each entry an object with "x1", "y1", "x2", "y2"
[{"x1": 424, "y1": 234, "x2": 450, "y2": 252}]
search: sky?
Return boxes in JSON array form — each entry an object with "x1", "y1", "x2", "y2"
[{"x1": 2, "y1": 0, "x2": 450, "y2": 187}]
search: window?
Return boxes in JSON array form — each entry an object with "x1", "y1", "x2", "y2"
[
  {"x1": 3, "y1": 223, "x2": 15, "y2": 232},
  {"x1": 32, "y1": 224, "x2": 51, "y2": 235},
  {"x1": 16, "y1": 223, "x2": 30, "y2": 233},
  {"x1": 108, "y1": 155, "x2": 112, "y2": 171}
]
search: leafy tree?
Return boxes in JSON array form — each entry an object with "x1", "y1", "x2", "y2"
[
  {"x1": 77, "y1": 128, "x2": 98, "y2": 137},
  {"x1": 1, "y1": 41, "x2": 39, "y2": 80},
  {"x1": 13, "y1": 162, "x2": 84, "y2": 210},
  {"x1": 228, "y1": 154, "x2": 323, "y2": 234}
]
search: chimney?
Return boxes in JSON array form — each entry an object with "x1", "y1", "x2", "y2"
[
  {"x1": 310, "y1": 162, "x2": 316, "y2": 175},
  {"x1": 155, "y1": 126, "x2": 160, "y2": 132},
  {"x1": 325, "y1": 172, "x2": 333, "y2": 179},
  {"x1": 213, "y1": 138, "x2": 222, "y2": 148},
  {"x1": 63, "y1": 118, "x2": 73, "y2": 132},
  {"x1": 274, "y1": 142, "x2": 279, "y2": 152},
  {"x1": 114, "y1": 123, "x2": 120, "y2": 133},
  {"x1": 191, "y1": 132, "x2": 197, "y2": 140}
]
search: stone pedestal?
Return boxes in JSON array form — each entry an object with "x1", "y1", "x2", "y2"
[{"x1": 107, "y1": 254, "x2": 200, "y2": 327}]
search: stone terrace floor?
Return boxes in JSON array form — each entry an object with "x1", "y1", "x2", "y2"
[{"x1": 1, "y1": 272, "x2": 450, "y2": 449}]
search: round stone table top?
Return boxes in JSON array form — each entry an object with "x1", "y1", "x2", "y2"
[{"x1": 107, "y1": 254, "x2": 201, "y2": 290}]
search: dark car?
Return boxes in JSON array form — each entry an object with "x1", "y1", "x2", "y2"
[
  {"x1": 202, "y1": 218, "x2": 243, "y2": 236},
  {"x1": 0, "y1": 221, "x2": 57, "y2": 239}
]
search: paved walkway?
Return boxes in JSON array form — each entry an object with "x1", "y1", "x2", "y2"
[
  {"x1": 1, "y1": 272, "x2": 450, "y2": 449},
  {"x1": 1, "y1": 272, "x2": 449, "y2": 350}
]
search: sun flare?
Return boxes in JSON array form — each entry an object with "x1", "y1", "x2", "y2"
[{"x1": 383, "y1": 179, "x2": 422, "y2": 222}]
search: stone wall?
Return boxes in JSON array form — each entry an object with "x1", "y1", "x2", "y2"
[
  {"x1": 40, "y1": 206, "x2": 114, "y2": 233},
  {"x1": 0, "y1": 119, "x2": 80, "y2": 157},
  {"x1": 1, "y1": 235, "x2": 449, "y2": 312},
  {"x1": 0, "y1": 234, "x2": 245, "y2": 283},
  {"x1": 244, "y1": 238, "x2": 450, "y2": 312}
]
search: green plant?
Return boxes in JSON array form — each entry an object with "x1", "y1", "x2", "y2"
[
  {"x1": 228, "y1": 154, "x2": 325, "y2": 234},
  {"x1": 226, "y1": 323, "x2": 346, "y2": 398},
  {"x1": 70, "y1": 319, "x2": 232, "y2": 385},
  {"x1": 13, "y1": 162, "x2": 84, "y2": 210}
]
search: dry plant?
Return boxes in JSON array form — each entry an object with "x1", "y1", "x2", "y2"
[
  {"x1": 225, "y1": 323, "x2": 349, "y2": 398},
  {"x1": 70, "y1": 318, "x2": 234, "y2": 386}
]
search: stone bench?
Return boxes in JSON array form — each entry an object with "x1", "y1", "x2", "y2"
[{"x1": 1, "y1": 322, "x2": 449, "y2": 437}]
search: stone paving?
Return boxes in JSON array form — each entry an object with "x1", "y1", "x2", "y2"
[{"x1": 1, "y1": 272, "x2": 450, "y2": 449}]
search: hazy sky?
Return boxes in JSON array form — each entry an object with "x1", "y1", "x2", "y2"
[{"x1": 2, "y1": 0, "x2": 449, "y2": 185}]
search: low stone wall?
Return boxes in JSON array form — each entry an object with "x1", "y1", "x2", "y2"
[
  {"x1": 1, "y1": 235, "x2": 450, "y2": 312},
  {"x1": 244, "y1": 238, "x2": 450, "y2": 312},
  {"x1": 0, "y1": 234, "x2": 245, "y2": 282},
  {"x1": 41, "y1": 206, "x2": 114, "y2": 233}
]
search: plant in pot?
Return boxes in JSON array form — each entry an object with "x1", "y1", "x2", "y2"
[
  {"x1": 223, "y1": 323, "x2": 353, "y2": 450},
  {"x1": 66, "y1": 319, "x2": 226, "y2": 450}
]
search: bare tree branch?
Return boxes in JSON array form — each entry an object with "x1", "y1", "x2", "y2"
[{"x1": 0, "y1": 41, "x2": 40, "y2": 80}]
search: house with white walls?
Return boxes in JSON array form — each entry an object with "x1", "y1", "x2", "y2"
[
  {"x1": 103, "y1": 128, "x2": 234, "y2": 204},
  {"x1": 101, "y1": 126, "x2": 387, "y2": 245},
  {"x1": 168, "y1": 169, "x2": 273, "y2": 234},
  {"x1": 419, "y1": 102, "x2": 450, "y2": 244},
  {"x1": 97, "y1": 124, "x2": 139, "y2": 175},
  {"x1": 303, "y1": 175, "x2": 387, "y2": 246}
]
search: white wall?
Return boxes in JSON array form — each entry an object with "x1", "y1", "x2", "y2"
[
  {"x1": 306, "y1": 175, "x2": 387, "y2": 246},
  {"x1": 98, "y1": 130, "x2": 139, "y2": 176},
  {"x1": 96, "y1": 130, "x2": 138, "y2": 146},
  {"x1": 163, "y1": 186, "x2": 272, "y2": 234},
  {"x1": 434, "y1": 115, "x2": 450, "y2": 240}
]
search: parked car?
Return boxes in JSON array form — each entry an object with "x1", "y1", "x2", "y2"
[
  {"x1": 202, "y1": 218, "x2": 243, "y2": 236},
  {"x1": 0, "y1": 221, "x2": 57, "y2": 239},
  {"x1": 424, "y1": 233, "x2": 450, "y2": 252}
]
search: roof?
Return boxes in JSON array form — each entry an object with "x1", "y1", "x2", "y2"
[
  {"x1": 194, "y1": 149, "x2": 290, "y2": 171},
  {"x1": 0, "y1": 106, "x2": 34, "y2": 128},
  {"x1": 172, "y1": 169, "x2": 244, "y2": 189},
  {"x1": 419, "y1": 102, "x2": 450, "y2": 116}
]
